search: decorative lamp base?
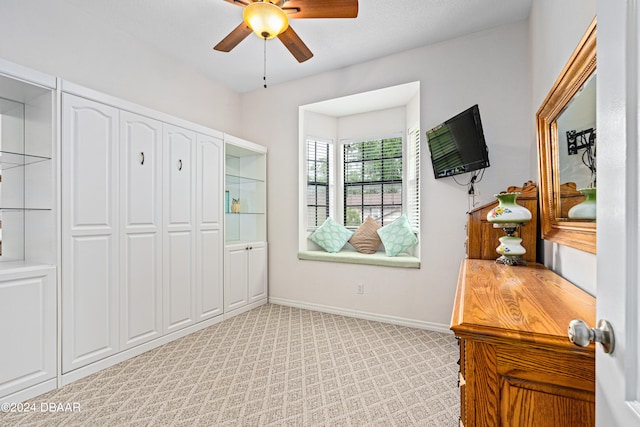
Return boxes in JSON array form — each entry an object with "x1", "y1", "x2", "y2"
[{"x1": 496, "y1": 255, "x2": 527, "y2": 266}]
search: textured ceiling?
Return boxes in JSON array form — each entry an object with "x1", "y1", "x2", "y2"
[{"x1": 63, "y1": 0, "x2": 532, "y2": 93}]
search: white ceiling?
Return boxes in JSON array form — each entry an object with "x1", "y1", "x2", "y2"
[{"x1": 63, "y1": 0, "x2": 532, "y2": 94}]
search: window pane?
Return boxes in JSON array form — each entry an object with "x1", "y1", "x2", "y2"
[
  {"x1": 345, "y1": 185, "x2": 363, "y2": 206},
  {"x1": 344, "y1": 163, "x2": 362, "y2": 183},
  {"x1": 362, "y1": 140, "x2": 382, "y2": 160},
  {"x1": 362, "y1": 184, "x2": 382, "y2": 205},
  {"x1": 315, "y1": 161, "x2": 327, "y2": 183},
  {"x1": 383, "y1": 158, "x2": 402, "y2": 180},
  {"x1": 345, "y1": 207, "x2": 362, "y2": 226},
  {"x1": 306, "y1": 185, "x2": 316, "y2": 205},
  {"x1": 342, "y1": 136, "x2": 406, "y2": 229},
  {"x1": 383, "y1": 184, "x2": 402, "y2": 204},
  {"x1": 382, "y1": 207, "x2": 402, "y2": 225},
  {"x1": 363, "y1": 160, "x2": 381, "y2": 182},
  {"x1": 344, "y1": 144, "x2": 361, "y2": 162}
]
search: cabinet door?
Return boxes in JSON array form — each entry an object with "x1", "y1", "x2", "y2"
[
  {"x1": 61, "y1": 94, "x2": 119, "y2": 373},
  {"x1": 0, "y1": 267, "x2": 56, "y2": 398},
  {"x1": 248, "y1": 242, "x2": 267, "y2": 303},
  {"x1": 196, "y1": 134, "x2": 223, "y2": 320},
  {"x1": 163, "y1": 124, "x2": 196, "y2": 333},
  {"x1": 224, "y1": 244, "x2": 249, "y2": 312},
  {"x1": 120, "y1": 111, "x2": 163, "y2": 349}
]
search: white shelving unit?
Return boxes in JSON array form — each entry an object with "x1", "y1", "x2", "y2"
[
  {"x1": 0, "y1": 59, "x2": 57, "y2": 403},
  {"x1": 224, "y1": 134, "x2": 268, "y2": 317}
]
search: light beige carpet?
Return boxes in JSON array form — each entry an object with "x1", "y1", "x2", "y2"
[{"x1": 2, "y1": 304, "x2": 460, "y2": 426}]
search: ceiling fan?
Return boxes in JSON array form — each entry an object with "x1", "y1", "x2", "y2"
[{"x1": 213, "y1": 0, "x2": 359, "y2": 63}]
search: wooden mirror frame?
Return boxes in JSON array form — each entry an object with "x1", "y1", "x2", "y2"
[{"x1": 536, "y1": 19, "x2": 596, "y2": 254}]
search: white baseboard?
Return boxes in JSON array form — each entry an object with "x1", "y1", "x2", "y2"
[
  {"x1": 268, "y1": 297, "x2": 452, "y2": 334},
  {"x1": 223, "y1": 298, "x2": 268, "y2": 320},
  {"x1": 1, "y1": 379, "x2": 57, "y2": 404}
]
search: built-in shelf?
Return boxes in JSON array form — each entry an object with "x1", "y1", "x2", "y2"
[{"x1": 225, "y1": 174, "x2": 264, "y2": 185}]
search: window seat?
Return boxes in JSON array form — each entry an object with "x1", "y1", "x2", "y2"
[{"x1": 297, "y1": 249, "x2": 420, "y2": 269}]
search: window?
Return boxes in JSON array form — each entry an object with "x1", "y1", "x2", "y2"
[
  {"x1": 343, "y1": 137, "x2": 403, "y2": 227},
  {"x1": 304, "y1": 130, "x2": 420, "y2": 233},
  {"x1": 306, "y1": 138, "x2": 332, "y2": 228}
]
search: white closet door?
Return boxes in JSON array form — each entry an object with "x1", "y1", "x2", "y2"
[
  {"x1": 196, "y1": 134, "x2": 223, "y2": 320},
  {"x1": 224, "y1": 244, "x2": 249, "y2": 312},
  {"x1": 248, "y1": 242, "x2": 268, "y2": 303},
  {"x1": 120, "y1": 111, "x2": 163, "y2": 349},
  {"x1": 0, "y1": 267, "x2": 56, "y2": 397},
  {"x1": 163, "y1": 124, "x2": 196, "y2": 333},
  {"x1": 61, "y1": 93, "x2": 119, "y2": 373}
]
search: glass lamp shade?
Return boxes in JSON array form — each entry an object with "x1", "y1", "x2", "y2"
[
  {"x1": 486, "y1": 192, "x2": 532, "y2": 224},
  {"x1": 243, "y1": 2, "x2": 289, "y2": 40}
]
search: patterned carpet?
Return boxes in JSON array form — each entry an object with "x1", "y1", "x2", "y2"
[{"x1": 2, "y1": 304, "x2": 460, "y2": 426}]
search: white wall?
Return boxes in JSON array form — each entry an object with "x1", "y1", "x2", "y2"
[
  {"x1": 529, "y1": 0, "x2": 597, "y2": 295},
  {"x1": 0, "y1": 0, "x2": 241, "y2": 134},
  {"x1": 239, "y1": 21, "x2": 532, "y2": 329}
]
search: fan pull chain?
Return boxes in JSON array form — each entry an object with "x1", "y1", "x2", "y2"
[{"x1": 263, "y1": 37, "x2": 268, "y2": 88}]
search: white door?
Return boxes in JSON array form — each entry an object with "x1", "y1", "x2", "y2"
[
  {"x1": 0, "y1": 267, "x2": 56, "y2": 398},
  {"x1": 596, "y1": 4, "x2": 640, "y2": 425},
  {"x1": 120, "y1": 111, "x2": 163, "y2": 349},
  {"x1": 61, "y1": 94, "x2": 119, "y2": 372},
  {"x1": 248, "y1": 242, "x2": 267, "y2": 303},
  {"x1": 196, "y1": 133, "x2": 223, "y2": 320},
  {"x1": 224, "y1": 244, "x2": 249, "y2": 312},
  {"x1": 163, "y1": 124, "x2": 196, "y2": 333}
]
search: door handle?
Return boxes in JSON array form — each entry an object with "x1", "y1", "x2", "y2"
[
  {"x1": 568, "y1": 319, "x2": 615, "y2": 354},
  {"x1": 140, "y1": 152, "x2": 145, "y2": 165},
  {"x1": 178, "y1": 159, "x2": 183, "y2": 171}
]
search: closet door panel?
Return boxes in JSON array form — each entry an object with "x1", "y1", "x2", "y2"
[
  {"x1": 64, "y1": 95, "x2": 117, "y2": 231},
  {"x1": 120, "y1": 111, "x2": 162, "y2": 349},
  {"x1": 198, "y1": 228, "x2": 223, "y2": 319},
  {"x1": 62, "y1": 235, "x2": 118, "y2": 372},
  {"x1": 196, "y1": 134, "x2": 223, "y2": 321},
  {"x1": 122, "y1": 233, "x2": 161, "y2": 347},
  {"x1": 248, "y1": 243, "x2": 267, "y2": 303},
  {"x1": 122, "y1": 112, "x2": 162, "y2": 228},
  {"x1": 165, "y1": 126, "x2": 195, "y2": 227},
  {"x1": 198, "y1": 135, "x2": 222, "y2": 227},
  {"x1": 164, "y1": 231, "x2": 194, "y2": 332},
  {"x1": 224, "y1": 245, "x2": 249, "y2": 312},
  {"x1": 62, "y1": 93, "x2": 119, "y2": 373}
]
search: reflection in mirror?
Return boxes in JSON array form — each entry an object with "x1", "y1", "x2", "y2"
[{"x1": 555, "y1": 73, "x2": 596, "y2": 221}]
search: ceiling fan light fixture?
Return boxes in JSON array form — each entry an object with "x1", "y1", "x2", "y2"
[{"x1": 243, "y1": 1, "x2": 289, "y2": 40}]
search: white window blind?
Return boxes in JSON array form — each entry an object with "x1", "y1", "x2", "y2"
[
  {"x1": 306, "y1": 138, "x2": 332, "y2": 228},
  {"x1": 406, "y1": 125, "x2": 420, "y2": 231}
]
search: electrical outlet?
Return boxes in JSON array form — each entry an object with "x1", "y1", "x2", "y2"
[{"x1": 357, "y1": 283, "x2": 364, "y2": 294}]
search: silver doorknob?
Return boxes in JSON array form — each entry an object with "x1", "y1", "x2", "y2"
[{"x1": 568, "y1": 319, "x2": 615, "y2": 354}]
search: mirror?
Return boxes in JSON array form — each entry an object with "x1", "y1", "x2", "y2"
[{"x1": 536, "y1": 18, "x2": 596, "y2": 253}]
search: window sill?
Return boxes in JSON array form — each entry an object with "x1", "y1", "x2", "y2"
[{"x1": 297, "y1": 250, "x2": 420, "y2": 269}]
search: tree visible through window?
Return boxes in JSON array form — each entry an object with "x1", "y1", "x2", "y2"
[{"x1": 343, "y1": 137, "x2": 403, "y2": 227}]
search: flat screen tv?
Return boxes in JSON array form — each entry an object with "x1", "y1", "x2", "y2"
[{"x1": 426, "y1": 104, "x2": 490, "y2": 179}]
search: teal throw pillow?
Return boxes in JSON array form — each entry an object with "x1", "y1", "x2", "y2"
[
  {"x1": 376, "y1": 214, "x2": 418, "y2": 256},
  {"x1": 309, "y1": 217, "x2": 354, "y2": 253}
]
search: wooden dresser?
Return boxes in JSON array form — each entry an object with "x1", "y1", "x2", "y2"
[{"x1": 450, "y1": 259, "x2": 596, "y2": 426}]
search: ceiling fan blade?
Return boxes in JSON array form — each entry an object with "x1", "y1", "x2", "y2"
[
  {"x1": 222, "y1": 0, "x2": 250, "y2": 7},
  {"x1": 213, "y1": 22, "x2": 253, "y2": 52},
  {"x1": 278, "y1": 26, "x2": 313, "y2": 63},
  {"x1": 283, "y1": 0, "x2": 358, "y2": 19}
]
